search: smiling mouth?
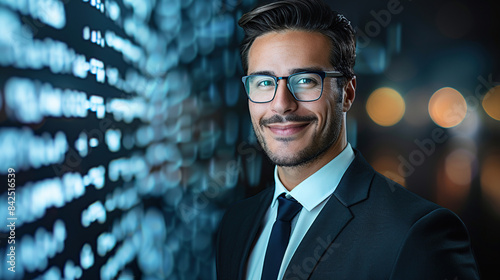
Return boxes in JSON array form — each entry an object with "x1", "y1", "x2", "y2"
[{"x1": 266, "y1": 122, "x2": 311, "y2": 137}]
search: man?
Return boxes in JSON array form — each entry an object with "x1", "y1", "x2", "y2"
[{"x1": 216, "y1": 0, "x2": 479, "y2": 279}]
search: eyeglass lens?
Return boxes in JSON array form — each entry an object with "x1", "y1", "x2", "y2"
[{"x1": 245, "y1": 72, "x2": 323, "y2": 102}]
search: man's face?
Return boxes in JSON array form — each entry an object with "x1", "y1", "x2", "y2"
[{"x1": 247, "y1": 30, "x2": 346, "y2": 167}]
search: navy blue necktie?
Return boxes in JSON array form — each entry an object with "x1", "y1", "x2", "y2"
[{"x1": 261, "y1": 194, "x2": 303, "y2": 280}]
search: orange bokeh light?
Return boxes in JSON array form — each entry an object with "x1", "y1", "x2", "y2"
[
  {"x1": 428, "y1": 87, "x2": 467, "y2": 128},
  {"x1": 482, "y1": 85, "x2": 500, "y2": 121},
  {"x1": 436, "y1": 149, "x2": 473, "y2": 212},
  {"x1": 445, "y1": 149, "x2": 473, "y2": 186},
  {"x1": 481, "y1": 152, "x2": 500, "y2": 216},
  {"x1": 366, "y1": 87, "x2": 405, "y2": 127}
]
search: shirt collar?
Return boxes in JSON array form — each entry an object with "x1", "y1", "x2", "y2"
[{"x1": 272, "y1": 143, "x2": 355, "y2": 211}]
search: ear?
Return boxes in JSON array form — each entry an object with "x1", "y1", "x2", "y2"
[{"x1": 342, "y1": 76, "x2": 356, "y2": 112}]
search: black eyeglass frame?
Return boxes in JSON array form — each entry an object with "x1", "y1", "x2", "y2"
[{"x1": 241, "y1": 70, "x2": 343, "y2": 103}]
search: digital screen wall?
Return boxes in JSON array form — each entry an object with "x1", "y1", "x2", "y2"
[{"x1": 0, "y1": 0, "x2": 258, "y2": 279}]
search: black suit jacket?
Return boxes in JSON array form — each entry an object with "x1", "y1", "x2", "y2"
[{"x1": 216, "y1": 151, "x2": 479, "y2": 280}]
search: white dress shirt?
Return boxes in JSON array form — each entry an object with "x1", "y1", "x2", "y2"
[{"x1": 245, "y1": 143, "x2": 355, "y2": 280}]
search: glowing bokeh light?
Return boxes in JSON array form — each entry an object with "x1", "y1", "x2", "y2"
[
  {"x1": 366, "y1": 87, "x2": 405, "y2": 126},
  {"x1": 436, "y1": 149, "x2": 474, "y2": 212},
  {"x1": 480, "y1": 152, "x2": 500, "y2": 216},
  {"x1": 445, "y1": 149, "x2": 473, "y2": 186},
  {"x1": 428, "y1": 87, "x2": 467, "y2": 128},
  {"x1": 482, "y1": 85, "x2": 500, "y2": 121}
]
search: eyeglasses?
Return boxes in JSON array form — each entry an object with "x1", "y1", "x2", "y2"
[{"x1": 241, "y1": 71, "x2": 343, "y2": 103}]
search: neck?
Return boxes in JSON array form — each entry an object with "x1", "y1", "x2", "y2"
[{"x1": 277, "y1": 130, "x2": 347, "y2": 191}]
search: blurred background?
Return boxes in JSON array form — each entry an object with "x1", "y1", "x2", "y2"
[{"x1": 0, "y1": 0, "x2": 498, "y2": 279}]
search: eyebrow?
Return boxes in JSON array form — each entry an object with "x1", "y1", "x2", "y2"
[
  {"x1": 248, "y1": 67, "x2": 329, "y2": 76},
  {"x1": 248, "y1": 70, "x2": 275, "y2": 76}
]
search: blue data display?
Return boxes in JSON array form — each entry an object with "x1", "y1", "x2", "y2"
[{"x1": 0, "y1": 0, "x2": 258, "y2": 279}]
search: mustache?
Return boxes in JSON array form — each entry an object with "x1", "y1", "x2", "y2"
[{"x1": 260, "y1": 114, "x2": 317, "y2": 126}]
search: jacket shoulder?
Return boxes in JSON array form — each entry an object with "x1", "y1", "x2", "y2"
[
  {"x1": 220, "y1": 187, "x2": 273, "y2": 225},
  {"x1": 370, "y1": 171, "x2": 443, "y2": 217},
  {"x1": 216, "y1": 187, "x2": 273, "y2": 279}
]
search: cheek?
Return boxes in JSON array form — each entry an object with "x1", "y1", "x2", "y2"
[
  {"x1": 323, "y1": 86, "x2": 342, "y2": 109},
  {"x1": 313, "y1": 98, "x2": 338, "y2": 128},
  {"x1": 312, "y1": 95, "x2": 335, "y2": 118}
]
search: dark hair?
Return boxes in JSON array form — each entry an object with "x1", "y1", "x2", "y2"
[{"x1": 238, "y1": 0, "x2": 356, "y2": 88}]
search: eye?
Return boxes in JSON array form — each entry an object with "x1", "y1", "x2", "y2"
[
  {"x1": 257, "y1": 79, "x2": 275, "y2": 87},
  {"x1": 293, "y1": 75, "x2": 319, "y2": 88},
  {"x1": 297, "y1": 78, "x2": 314, "y2": 84}
]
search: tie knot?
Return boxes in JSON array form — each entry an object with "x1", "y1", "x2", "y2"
[{"x1": 277, "y1": 195, "x2": 302, "y2": 222}]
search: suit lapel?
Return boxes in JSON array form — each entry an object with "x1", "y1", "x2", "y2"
[
  {"x1": 235, "y1": 187, "x2": 274, "y2": 280},
  {"x1": 283, "y1": 195, "x2": 353, "y2": 279},
  {"x1": 283, "y1": 151, "x2": 375, "y2": 279}
]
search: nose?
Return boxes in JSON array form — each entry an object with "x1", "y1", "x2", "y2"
[{"x1": 269, "y1": 79, "x2": 298, "y2": 114}]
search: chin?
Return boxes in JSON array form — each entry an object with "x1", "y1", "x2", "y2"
[
  {"x1": 266, "y1": 146, "x2": 315, "y2": 167},
  {"x1": 267, "y1": 142, "x2": 303, "y2": 156},
  {"x1": 268, "y1": 153, "x2": 316, "y2": 167}
]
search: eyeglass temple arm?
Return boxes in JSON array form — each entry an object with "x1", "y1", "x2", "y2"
[{"x1": 324, "y1": 71, "x2": 343, "y2": 77}]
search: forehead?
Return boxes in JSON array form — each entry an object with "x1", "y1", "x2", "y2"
[{"x1": 247, "y1": 30, "x2": 333, "y2": 75}]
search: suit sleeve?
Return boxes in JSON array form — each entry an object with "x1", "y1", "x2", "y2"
[{"x1": 389, "y1": 208, "x2": 480, "y2": 280}]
